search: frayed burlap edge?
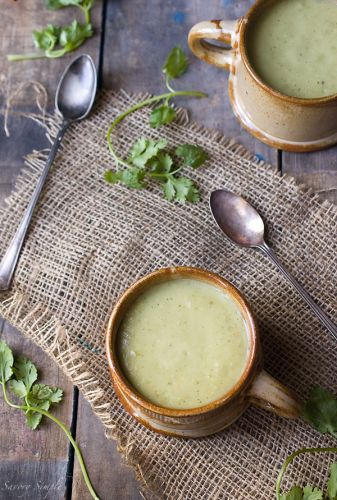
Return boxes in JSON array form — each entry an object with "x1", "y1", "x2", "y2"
[{"x1": 0, "y1": 88, "x2": 336, "y2": 500}]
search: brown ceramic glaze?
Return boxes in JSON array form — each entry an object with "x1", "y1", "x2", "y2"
[
  {"x1": 106, "y1": 267, "x2": 300, "y2": 438},
  {"x1": 188, "y1": 0, "x2": 337, "y2": 152}
]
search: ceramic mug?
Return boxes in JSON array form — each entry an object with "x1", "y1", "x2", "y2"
[
  {"x1": 106, "y1": 267, "x2": 300, "y2": 438},
  {"x1": 188, "y1": 0, "x2": 337, "y2": 152}
]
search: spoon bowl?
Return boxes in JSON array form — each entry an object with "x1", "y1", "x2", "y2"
[
  {"x1": 56, "y1": 54, "x2": 97, "y2": 121},
  {"x1": 210, "y1": 190, "x2": 265, "y2": 248}
]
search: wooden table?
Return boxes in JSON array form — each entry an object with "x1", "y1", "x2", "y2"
[{"x1": 0, "y1": 1, "x2": 336, "y2": 499}]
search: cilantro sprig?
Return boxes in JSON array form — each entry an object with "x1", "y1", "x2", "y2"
[
  {"x1": 7, "y1": 0, "x2": 94, "y2": 61},
  {"x1": 276, "y1": 387, "x2": 337, "y2": 500},
  {"x1": 104, "y1": 138, "x2": 207, "y2": 203},
  {"x1": 0, "y1": 340, "x2": 99, "y2": 500},
  {"x1": 106, "y1": 46, "x2": 208, "y2": 202}
]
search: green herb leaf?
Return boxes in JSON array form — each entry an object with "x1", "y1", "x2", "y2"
[
  {"x1": 59, "y1": 20, "x2": 93, "y2": 49},
  {"x1": 303, "y1": 485, "x2": 323, "y2": 500},
  {"x1": 175, "y1": 144, "x2": 208, "y2": 168},
  {"x1": 148, "y1": 152, "x2": 173, "y2": 174},
  {"x1": 30, "y1": 384, "x2": 63, "y2": 404},
  {"x1": 163, "y1": 46, "x2": 188, "y2": 80},
  {"x1": 26, "y1": 411, "x2": 43, "y2": 430},
  {"x1": 0, "y1": 341, "x2": 14, "y2": 383},
  {"x1": 129, "y1": 137, "x2": 147, "y2": 158},
  {"x1": 105, "y1": 168, "x2": 146, "y2": 189},
  {"x1": 9, "y1": 379, "x2": 27, "y2": 398},
  {"x1": 163, "y1": 176, "x2": 200, "y2": 204},
  {"x1": 280, "y1": 486, "x2": 304, "y2": 500},
  {"x1": 162, "y1": 179, "x2": 176, "y2": 202},
  {"x1": 150, "y1": 105, "x2": 176, "y2": 128},
  {"x1": 129, "y1": 138, "x2": 167, "y2": 168},
  {"x1": 302, "y1": 386, "x2": 337, "y2": 437},
  {"x1": 328, "y1": 463, "x2": 337, "y2": 500},
  {"x1": 13, "y1": 356, "x2": 38, "y2": 393},
  {"x1": 33, "y1": 24, "x2": 61, "y2": 51}
]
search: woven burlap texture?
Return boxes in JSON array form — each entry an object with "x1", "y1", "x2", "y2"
[{"x1": 0, "y1": 89, "x2": 336, "y2": 499}]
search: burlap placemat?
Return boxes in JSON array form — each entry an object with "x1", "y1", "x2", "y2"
[{"x1": 0, "y1": 89, "x2": 336, "y2": 499}]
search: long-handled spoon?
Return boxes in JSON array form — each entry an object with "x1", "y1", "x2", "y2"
[
  {"x1": 0, "y1": 54, "x2": 97, "y2": 291},
  {"x1": 210, "y1": 189, "x2": 337, "y2": 341}
]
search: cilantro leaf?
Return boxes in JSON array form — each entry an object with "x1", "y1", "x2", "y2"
[
  {"x1": 150, "y1": 105, "x2": 176, "y2": 128},
  {"x1": 129, "y1": 138, "x2": 167, "y2": 168},
  {"x1": 173, "y1": 177, "x2": 199, "y2": 203},
  {"x1": 129, "y1": 137, "x2": 147, "y2": 159},
  {"x1": 13, "y1": 356, "x2": 38, "y2": 393},
  {"x1": 0, "y1": 341, "x2": 13, "y2": 383},
  {"x1": 33, "y1": 24, "x2": 61, "y2": 51},
  {"x1": 148, "y1": 153, "x2": 173, "y2": 174},
  {"x1": 59, "y1": 20, "x2": 93, "y2": 49},
  {"x1": 302, "y1": 386, "x2": 337, "y2": 437},
  {"x1": 26, "y1": 400, "x2": 51, "y2": 430},
  {"x1": 163, "y1": 176, "x2": 200, "y2": 204},
  {"x1": 163, "y1": 179, "x2": 176, "y2": 202},
  {"x1": 328, "y1": 463, "x2": 337, "y2": 500},
  {"x1": 303, "y1": 485, "x2": 323, "y2": 500},
  {"x1": 30, "y1": 384, "x2": 63, "y2": 404},
  {"x1": 163, "y1": 46, "x2": 188, "y2": 80},
  {"x1": 281, "y1": 486, "x2": 304, "y2": 500},
  {"x1": 175, "y1": 144, "x2": 208, "y2": 168},
  {"x1": 9, "y1": 380, "x2": 27, "y2": 398},
  {"x1": 104, "y1": 168, "x2": 146, "y2": 189},
  {"x1": 26, "y1": 411, "x2": 43, "y2": 430}
]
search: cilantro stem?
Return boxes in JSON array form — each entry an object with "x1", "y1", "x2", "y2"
[
  {"x1": 81, "y1": 7, "x2": 91, "y2": 24},
  {"x1": 276, "y1": 446, "x2": 337, "y2": 499},
  {"x1": 7, "y1": 53, "x2": 47, "y2": 62},
  {"x1": 2, "y1": 379, "x2": 24, "y2": 409},
  {"x1": 106, "y1": 90, "x2": 207, "y2": 168},
  {"x1": 150, "y1": 166, "x2": 182, "y2": 179},
  {"x1": 165, "y1": 74, "x2": 175, "y2": 94},
  {"x1": 36, "y1": 407, "x2": 99, "y2": 500}
]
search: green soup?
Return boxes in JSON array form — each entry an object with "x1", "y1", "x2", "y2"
[
  {"x1": 246, "y1": 0, "x2": 337, "y2": 98},
  {"x1": 117, "y1": 279, "x2": 249, "y2": 409}
]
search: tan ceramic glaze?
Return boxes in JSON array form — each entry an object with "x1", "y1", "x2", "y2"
[
  {"x1": 106, "y1": 267, "x2": 300, "y2": 438},
  {"x1": 188, "y1": 1, "x2": 337, "y2": 152}
]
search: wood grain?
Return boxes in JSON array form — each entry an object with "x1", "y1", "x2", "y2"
[
  {"x1": 72, "y1": 394, "x2": 142, "y2": 500},
  {"x1": 282, "y1": 151, "x2": 337, "y2": 204}
]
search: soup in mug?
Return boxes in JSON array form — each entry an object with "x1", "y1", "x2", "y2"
[
  {"x1": 117, "y1": 279, "x2": 249, "y2": 409},
  {"x1": 246, "y1": 0, "x2": 337, "y2": 98}
]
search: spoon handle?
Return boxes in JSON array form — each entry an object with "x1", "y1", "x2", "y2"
[
  {"x1": 0, "y1": 122, "x2": 68, "y2": 291},
  {"x1": 259, "y1": 242, "x2": 337, "y2": 341}
]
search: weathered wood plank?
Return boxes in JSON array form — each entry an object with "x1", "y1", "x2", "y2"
[
  {"x1": 282, "y1": 151, "x2": 337, "y2": 204},
  {"x1": 103, "y1": 0, "x2": 277, "y2": 165},
  {"x1": 0, "y1": 321, "x2": 73, "y2": 499},
  {"x1": 72, "y1": 394, "x2": 142, "y2": 500}
]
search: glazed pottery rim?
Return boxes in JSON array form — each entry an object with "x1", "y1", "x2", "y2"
[
  {"x1": 240, "y1": 0, "x2": 337, "y2": 106},
  {"x1": 106, "y1": 266, "x2": 258, "y2": 417}
]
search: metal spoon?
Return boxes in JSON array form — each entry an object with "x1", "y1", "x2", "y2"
[
  {"x1": 0, "y1": 54, "x2": 97, "y2": 291},
  {"x1": 210, "y1": 189, "x2": 337, "y2": 341}
]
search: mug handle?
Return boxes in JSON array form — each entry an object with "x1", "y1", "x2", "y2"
[
  {"x1": 249, "y1": 370, "x2": 301, "y2": 419},
  {"x1": 188, "y1": 20, "x2": 238, "y2": 71}
]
